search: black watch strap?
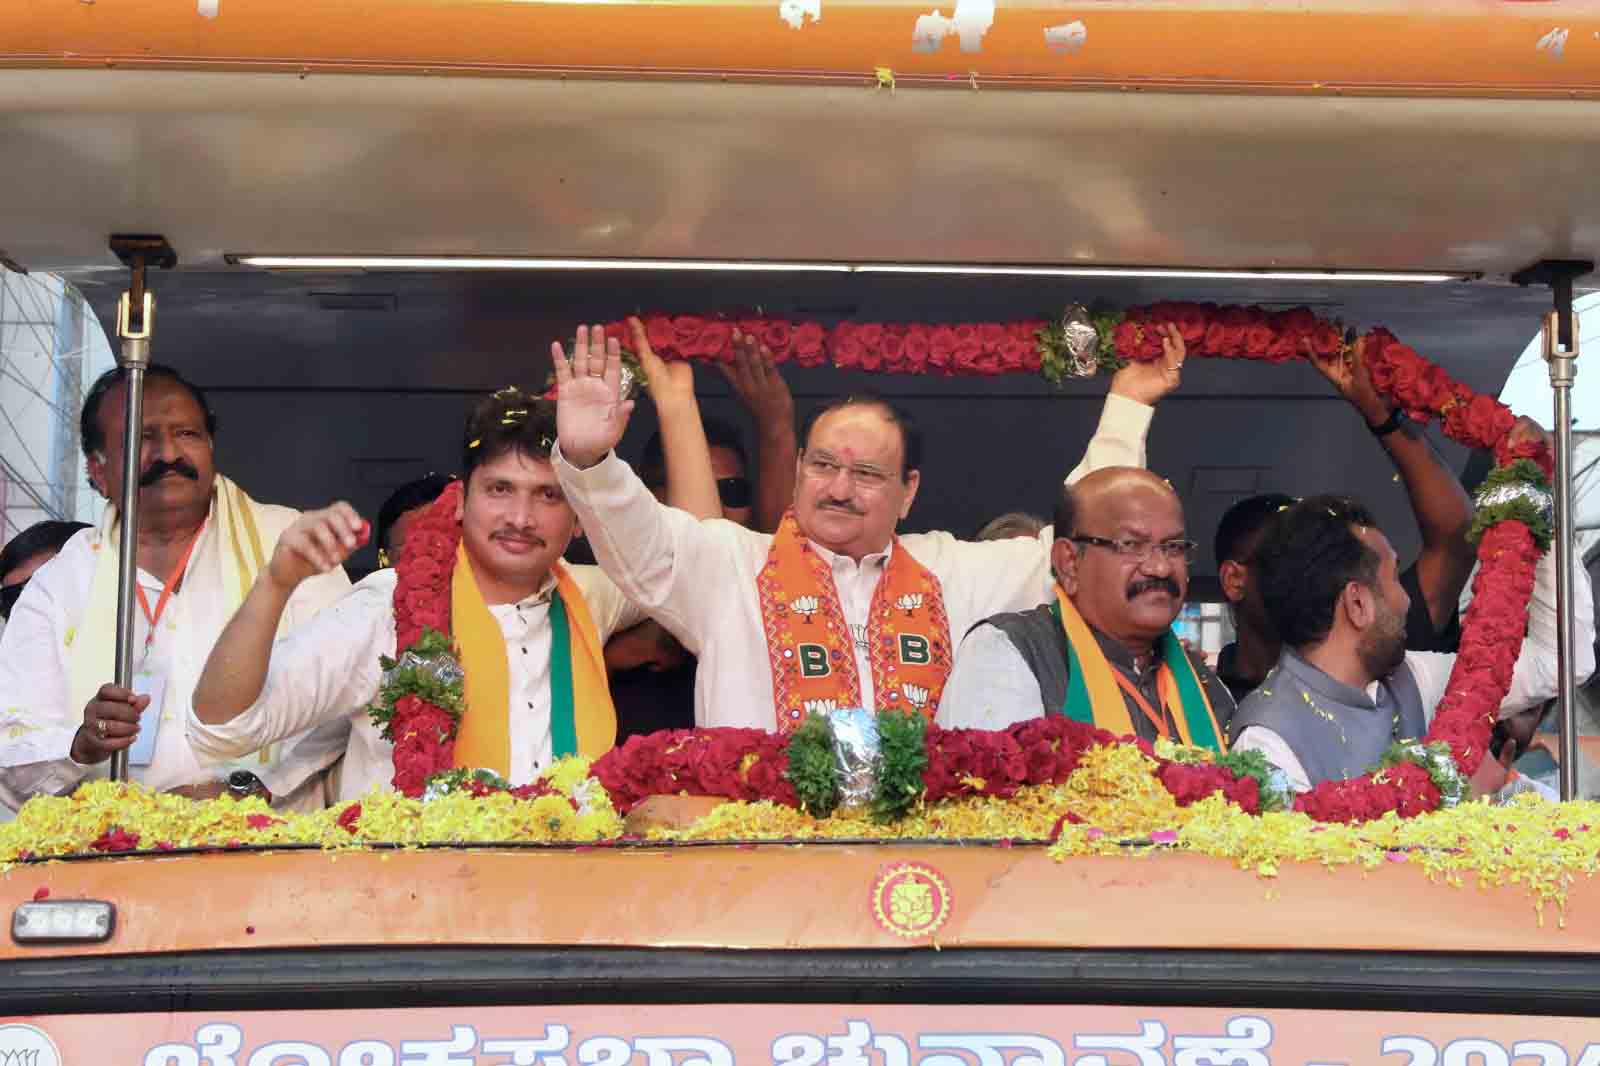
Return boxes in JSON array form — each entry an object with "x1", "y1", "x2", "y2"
[{"x1": 1369, "y1": 408, "x2": 1407, "y2": 438}]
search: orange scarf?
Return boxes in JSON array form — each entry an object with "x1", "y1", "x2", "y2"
[{"x1": 757, "y1": 512, "x2": 952, "y2": 733}]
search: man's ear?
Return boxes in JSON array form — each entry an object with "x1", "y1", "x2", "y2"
[
  {"x1": 85, "y1": 454, "x2": 108, "y2": 499},
  {"x1": 898, "y1": 470, "x2": 921, "y2": 520},
  {"x1": 454, "y1": 486, "x2": 466, "y2": 523},
  {"x1": 1050, "y1": 539, "x2": 1079, "y2": 596},
  {"x1": 1340, "y1": 580, "x2": 1375, "y2": 632},
  {"x1": 1218, "y1": 560, "x2": 1248, "y2": 605}
]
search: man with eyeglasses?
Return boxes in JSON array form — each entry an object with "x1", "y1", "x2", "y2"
[
  {"x1": 551, "y1": 321, "x2": 1188, "y2": 732},
  {"x1": 1228, "y1": 494, "x2": 1593, "y2": 794},
  {"x1": 939, "y1": 467, "x2": 1233, "y2": 748}
]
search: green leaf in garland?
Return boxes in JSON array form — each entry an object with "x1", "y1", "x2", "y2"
[
  {"x1": 784, "y1": 713, "x2": 842, "y2": 818},
  {"x1": 1215, "y1": 748, "x2": 1291, "y2": 813},
  {"x1": 1092, "y1": 310, "x2": 1129, "y2": 374},
  {"x1": 872, "y1": 709, "x2": 929, "y2": 823}
]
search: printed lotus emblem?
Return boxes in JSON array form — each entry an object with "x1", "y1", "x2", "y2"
[
  {"x1": 789, "y1": 595, "x2": 820, "y2": 620},
  {"x1": 893, "y1": 593, "x2": 923, "y2": 616},
  {"x1": 901, "y1": 684, "x2": 929, "y2": 710},
  {"x1": 803, "y1": 698, "x2": 840, "y2": 715}
]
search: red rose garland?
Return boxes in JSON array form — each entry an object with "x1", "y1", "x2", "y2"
[
  {"x1": 375, "y1": 481, "x2": 467, "y2": 797},
  {"x1": 597, "y1": 303, "x2": 1557, "y2": 823}
]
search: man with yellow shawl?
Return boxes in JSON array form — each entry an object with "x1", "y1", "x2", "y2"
[
  {"x1": 0, "y1": 365, "x2": 350, "y2": 812},
  {"x1": 938, "y1": 467, "x2": 1234, "y2": 749},
  {"x1": 188, "y1": 391, "x2": 644, "y2": 801}
]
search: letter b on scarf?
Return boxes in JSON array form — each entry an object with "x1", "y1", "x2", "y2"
[{"x1": 798, "y1": 644, "x2": 832, "y2": 678}]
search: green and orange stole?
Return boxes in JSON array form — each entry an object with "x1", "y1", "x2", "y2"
[
  {"x1": 450, "y1": 545, "x2": 617, "y2": 774},
  {"x1": 757, "y1": 513, "x2": 953, "y2": 734},
  {"x1": 1051, "y1": 585, "x2": 1225, "y2": 751}
]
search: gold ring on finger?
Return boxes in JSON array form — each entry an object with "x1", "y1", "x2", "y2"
[{"x1": 96, "y1": 719, "x2": 107, "y2": 737}]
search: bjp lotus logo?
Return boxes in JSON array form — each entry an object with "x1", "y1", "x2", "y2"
[
  {"x1": 871, "y1": 862, "x2": 952, "y2": 940},
  {"x1": 0, "y1": 1026, "x2": 60, "y2": 1066},
  {"x1": 789, "y1": 595, "x2": 820, "y2": 621},
  {"x1": 893, "y1": 593, "x2": 923, "y2": 617},
  {"x1": 901, "y1": 683, "x2": 929, "y2": 711},
  {"x1": 803, "y1": 698, "x2": 839, "y2": 715}
]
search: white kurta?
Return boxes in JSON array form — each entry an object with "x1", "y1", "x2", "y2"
[
  {"x1": 1232, "y1": 546, "x2": 1596, "y2": 792},
  {"x1": 555, "y1": 393, "x2": 1154, "y2": 730},
  {"x1": 0, "y1": 503, "x2": 350, "y2": 813},
  {"x1": 185, "y1": 565, "x2": 642, "y2": 802}
]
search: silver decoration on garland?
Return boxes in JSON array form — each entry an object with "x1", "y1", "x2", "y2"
[
  {"x1": 380, "y1": 650, "x2": 464, "y2": 693},
  {"x1": 1059, "y1": 305, "x2": 1101, "y2": 378},
  {"x1": 829, "y1": 707, "x2": 882, "y2": 811},
  {"x1": 1474, "y1": 479, "x2": 1555, "y2": 529}
]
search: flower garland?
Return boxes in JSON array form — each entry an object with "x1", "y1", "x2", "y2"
[
  {"x1": 604, "y1": 304, "x2": 1557, "y2": 823},
  {"x1": 368, "y1": 480, "x2": 467, "y2": 797}
]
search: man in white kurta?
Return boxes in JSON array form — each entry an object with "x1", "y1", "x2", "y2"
[
  {"x1": 187, "y1": 395, "x2": 643, "y2": 800},
  {"x1": 0, "y1": 367, "x2": 348, "y2": 812},
  {"x1": 550, "y1": 322, "x2": 1185, "y2": 730}
]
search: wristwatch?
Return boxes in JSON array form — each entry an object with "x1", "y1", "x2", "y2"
[
  {"x1": 226, "y1": 770, "x2": 272, "y2": 802},
  {"x1": 1368, "y1": 408, "x2": 1408, "y2": 439}
]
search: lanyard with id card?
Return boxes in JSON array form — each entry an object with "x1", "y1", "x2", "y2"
[{"x1": 127, "y1": 672, "x2": 166, "y2": 768}]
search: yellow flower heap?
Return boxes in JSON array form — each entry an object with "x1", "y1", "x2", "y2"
[{"x1": 5, "y1": 746, "x2": 1600, "y2": 920}]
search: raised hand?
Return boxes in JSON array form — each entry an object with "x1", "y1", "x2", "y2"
[
  {"x1": 70, "y1": 683, "x2": 150, "y2": 764},
  {"x1": 722, "y1": 328, "x2": 795, "y2": 431},
  {"x1": 267, "y1": 503, "x2": 366, "y2": 593},
  {"x1": 1307, "y1": 333, "x2": 1390, "y2": 428},
  {"x1": 1108, "y1": 322, "x2": 1186, "y2": 406},
  {"x1": 555, "y1": 323, "x2": 636, "y2": 469},
  {"x1": 629, "y1": 316, "x2": 696, "y2": 415}
]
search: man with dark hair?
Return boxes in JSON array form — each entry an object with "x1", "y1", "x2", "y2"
[
  {"x1": 375, "y1": 474, "x2": 454, "y2": 568},
  {"x1": 1211, "y1": 337, "x2": 1506, "y2": 703},
  {"x1": 190, "y1": 389, "x2": 645, "y2": 800},
  {"x1": 0, "y1": 364, "x2": 349, "y2": 810},
  {"x1": 939, "y1": 468, "x2": 1234, "y2": 744},
  {"x1": 0, "y1": 521, "x2": 89, "y2": 626},
  {"x1": 552, "y1": 320, "x2": 1188, "y2": 731},
  {"x1": 1228, "y1": 493, "x2": 1594, "y2": 793}
]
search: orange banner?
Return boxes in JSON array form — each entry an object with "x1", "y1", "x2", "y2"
[{"x1": 3, "y1": 1003, "x2": 1600, "y2": 1065}]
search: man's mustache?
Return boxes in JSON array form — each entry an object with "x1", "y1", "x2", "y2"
[
  {"x1": 1127, "y1": 577, "x2": 1181, "y2": 600},
  {"x1": 140, "y1": 459, "x2": 199, "y2": 486},
  {"x1": 819, "y1": 500, "x2": 865, "y2": 516},
  {"x1": 492, "y1": 528, "x2": 547, "y2": 547}
]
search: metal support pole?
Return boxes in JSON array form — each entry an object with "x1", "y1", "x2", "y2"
[
  {"x1": 1544, "y1": 309, "x2": 1582, "y2": 800},
  {"x1": 108, "y1": 284, "x2": 154, "y2": 783}
]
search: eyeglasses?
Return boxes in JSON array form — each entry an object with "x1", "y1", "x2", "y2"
[
  {"x1": 717, "y1": 476, "x2": 752, "y2": 509},
  {"x1": 0, "y1": 581, "x2": 26, "y2": 620},
  {"x1": 801, "y1": 452, "x2": 897, "y2": 493},
  {"x1": 1071, "y1": 535, "x2": 1197, "y2": 565}
]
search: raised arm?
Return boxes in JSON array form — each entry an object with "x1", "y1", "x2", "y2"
[
  {"x1": 1309, "y1": 336, "x2": 1474, "y2": 632},
  {"x1": 721, "y1": 329, "x2": 798, "y2": 533},
  {"x1": 192, "y1": 503, "x2": 366, "y2": 725},
  {"x1": 629, "y1": 317, "x2": 722, "y2": 521},
  {"x1": 1064, "y1": 323, "x2": 1185, "y2": 485}
]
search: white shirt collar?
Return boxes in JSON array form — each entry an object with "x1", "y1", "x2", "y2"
[{"x1": 808, "y1": 539, "x2": 893, "y2": 572}]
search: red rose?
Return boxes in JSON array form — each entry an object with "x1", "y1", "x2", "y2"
[
  {"x1": 998, "y1": 338, "x2": 1029, "y2": 370},
  {"x1": 903, "y1": 326, "x2": 931, "y2": 372},
  {"x1": 1244, "y1": 323, "x2": 1275, "y2": 358},
  {"x1": 1308, "y1": 322, "x2": 1343, "y2": 358},
  {"x1": 1276, "y1": 307, "x2": 1318, "y2": 337},
  {"x1": 859, "y1": 343, "x2": 883, "y2": 372},
  {"x1": 1174, "y1": 304, "x2": 1211, "y2": 345},
  {"x1": 880, "y1": 329, "x2": 908, "y2": 371},
  {"x1": 761, "y1": 320, "x2": 793, "y2": 357},
  {"x1": 953, "y1": 340, "x2": 984, "y2": 374},
  {"x1": 1265, "y1": 332, "x2": 1298, "y2": 363},
  {"x1": 792, "y1": 321, "x2": 826, "y2": 359},
  {"x1": 696, "y1": 321, "x2": 734, "y2": 361},
  {"x1": 953, "y1": 324, "x2": 980, "y2": 347},
  {"x1": 1112, "y1": 320, "x2": 1144, "y2": 360},
  {"x1": 928, "y1": 326, "x2": 958, "y2": 371},
  {"x1": 857, "y1": 323, "x2": 885, "y2": 351},
  {"x1": 645, "y1": 315, "x2": 676, "y2": 355},
  {"x1": 832, "y1": 336, "x2": 864, "y2": 369},
  {"x1": 1202, "y1": 322, "x2": 1229, "y2": 357},
  {"x1": 980, "y1": 323, "x2": 1008, "y2": 350},
  {"x1": 336, "y1": 802, "x2": 363, "y2": 833},
  {"x1": 671, "y1": 315, "x2": 705, "y2": 353}
]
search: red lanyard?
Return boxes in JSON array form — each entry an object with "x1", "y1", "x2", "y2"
[
  {"x1": 1114, "y1": 670, "x2": 1171, "y2": 741},
  {"x1": 136, "y1": 529, "x2": 202, "y2": 649}
]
